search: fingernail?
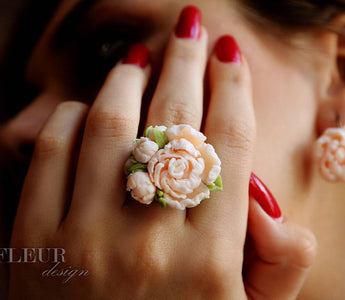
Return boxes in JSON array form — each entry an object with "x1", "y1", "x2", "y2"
[
  {"x1": 215, "y1": 35, "x2": 242, "y2": 64},
  {"x1": 249, "y1": 173, "x2": 282, "y2": 219},
  {"x1": 123, "y1": 44, "x2": 150, "y2": 69},
  {"x1": 175, "y1": 6, "x2": 201, "y2": 39}
]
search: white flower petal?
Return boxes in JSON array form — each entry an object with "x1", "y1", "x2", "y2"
[
  {"x1": 164, "y1": 183, "x2": 210, "y2": 210},
  {"x1": 167, "y1": 138, "x2": 200, "y2": 157},
  {"x1": 126, "y1": 172, "x2": 155, "y2": 205},
  {"x1": 168, "y1": 176, "x2": 201, "y2": 195},
  {"x1": 314, "y1": 128, "x2": 345, "y2": 182},
  {"x1": 133, "y1": 137, "x2": 159, "y2": 163},
  {"x1": 161, "y1": 176, "x2": 188, "y2": 199},
  {"x1": 336, "y1": 148, "x2": 345, "y2": 163},
  {"x1": 166, "y1": 124, "x2": 206, "y2": 147},
  {"x1": 199, "y1": 143, "x2": 221, "y2": 185},
  {"x1": 168, "y1": 158, "x2": 187, "y2": 179}
]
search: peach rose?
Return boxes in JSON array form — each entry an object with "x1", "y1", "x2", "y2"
[
  {"x1": 314, "y1": 128, "x2": 345, "y2": 182},
  {"x1": 133, "y1": 137, "x2": 159, "y2": 163},
  {"x1": 126, "y1": 172, "x2": 156, "y2": 204},
  {"x1": 148, "y1": 124, "x2": 221, "y2": 210}
]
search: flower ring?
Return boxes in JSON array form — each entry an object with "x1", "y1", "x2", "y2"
[{"x1": 125, "y1": 124, "x2": 222, "y2": 210}]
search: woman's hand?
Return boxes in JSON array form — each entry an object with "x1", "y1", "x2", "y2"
[{"x1": 9, "y1": 6, "x2": 316, "y2": 299}]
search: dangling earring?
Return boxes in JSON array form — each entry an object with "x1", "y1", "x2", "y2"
[{"x1": 314, "y1": 115, "x2": 345, "y2": 182}]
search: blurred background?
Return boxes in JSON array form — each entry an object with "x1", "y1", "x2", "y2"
[{"x1": 0, "y1": 0, "x2": 59, "y2": 123}]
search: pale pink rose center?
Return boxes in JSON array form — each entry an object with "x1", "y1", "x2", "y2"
[
  {"x1": 168, "y1": 158, "x2": 189, "y2": 179},
  {"x1": 149, "y1": 148, "x2": 205, "y2": 198}
]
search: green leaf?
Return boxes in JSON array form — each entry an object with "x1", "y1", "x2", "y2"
[
  {"x1": 144, "y1": 126, "x2": 153, "y2": 137},
  {"x1": 207, "y1": 175, "x2": 223, "y2": 191},
  {"x1": 157, "y1": 197, "x2": 167, "y2": 208},
  {"x1": 127, "y1": 163, "x2": 147, "y2": 175},
  {"x1": 156, "y1": 189, "x2": 164, "y2": 197},
  {"x1": 154, "y1": 190, "x2": 167, "y2": 207},
  {"x1": 130, "y1": 155, "x2": 137, "y2": 164},
  {"x1": 152, "y1": 128, "x2": 168, "y2": 149}
]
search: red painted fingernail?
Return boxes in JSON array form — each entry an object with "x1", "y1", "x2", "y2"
[
  {"x1": 215, "y1": 35, "x2": 242, "y2": 64},
  {"x1": 249, "y1": 173, "x2": 282, "y2": 219},
  {"x1": 123, "y1": 44, "x2": 150, "y2": 69},
  {"x1": 175, "y1": 6, "x2": 201, "y2": 39}
]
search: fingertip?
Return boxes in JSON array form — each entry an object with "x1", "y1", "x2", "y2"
[
  {"x1": 209, "y1": 35, "x2": 251, "y2": 98},
  {"x1": 214, "y1": 35, "x2": 242, "y2": 64},
  {"x1": 166, "y1": 23, "x2": 208, "y2": 61},
  {"x1": 288, "y1": 221, "x2": 318, "y2": 270},
  {"x1": 122, "y1": 43, "x2": 151, "y2": 69},
  {"x1": 200, "y1": 26, "x2": 208, "y2": 45},
  {"x1": 175, "y1": 5, "x2": 202, "y2": 40}
]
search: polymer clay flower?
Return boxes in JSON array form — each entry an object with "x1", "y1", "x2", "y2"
[
  {"x1": 133, "y1": 137, "x2": 159, "y2": 163},
  {"x1": 314, "y1": 128, "x2": 345, "y2": 182},
  {"x1": 126, "y1": 172, "x2": 156, "y2": 204},
  {"x1": 145, "y1": 125, "x2": 167, "y2": 142},
  {"x1": 125, "y1": 124, "x2": 222, "y2": 210}
]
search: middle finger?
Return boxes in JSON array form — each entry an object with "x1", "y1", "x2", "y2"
[{"x1": 146, "y1": 6, "x2": 207, "y2": 130}]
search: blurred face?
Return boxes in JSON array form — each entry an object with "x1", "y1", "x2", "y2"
[{"x1": 0, "y1": 0, "x2": 327, "y2": 206}]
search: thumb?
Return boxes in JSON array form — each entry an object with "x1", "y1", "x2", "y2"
[{"x1": 244, "y1": 173, "x2": 317, "y2": 300}]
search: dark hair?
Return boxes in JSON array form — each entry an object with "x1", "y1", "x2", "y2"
[
  {"x1": 0, "y1": 0, "x2": 59, "y2": 123},
  {"x1": 238, "y1": 0, "x2": 345, "y2": 35}
]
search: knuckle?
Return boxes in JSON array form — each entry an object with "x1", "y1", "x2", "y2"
[
  {"x1": 218, "y1": 118, "x2": 256, "y2": 152},
  {"x1": 77, "y1": 244, "x2": 101, "y2": 272},
  {"x1": 11, "y1": 232, "x2": 34, "y2": 247},
  {"x1": 191, "y1": 240, "x2": 237, "y2": 294},
  {"x1": 86, "y1": 109, "x2": 133, "y2": 138},
  {"x1": 203, "y1": 259, "x2": 230, "y2": 283},
  {"x1": 34, "y1": 134, "x2": 66, "y2": 158},
  {"x1": 196, "y1": 256, "x2": 233, "y2": 295},
  {"x1": 11, "y1": 223, "x2": 47, "y2": 247},
  {"x1": 292, "y1": 229, "x2": 317, "y2": 270},
  {"x1": 62, "y1": 229, "x2": 102, "y2": 274},
  {"x1": 120, "y1": 236, "x2": 168, "y2": 288},
  {"x1": 164, "y1": 100, "x2": 201, "y2": 126},
  {"x1": 106, "y1": 63, "x2": 142, "y2": 83},
  {"x1": 64, "y1": 241, "x2": 100, "y2": 288},
  {"x1": 56, "y1": 101, "x2": 89, "y2": 113},
  {"x1": 167, "y1": 42, "x2": 203, "y2": 64}
]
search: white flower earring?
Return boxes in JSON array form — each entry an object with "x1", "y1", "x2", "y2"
[{"x1": 314, "y1": 115, "x2": 345, "y2": 182}]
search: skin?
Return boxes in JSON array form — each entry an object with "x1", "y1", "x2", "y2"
[{"x1": 1, "y1": 0, "x2": 344, "y2": 298}]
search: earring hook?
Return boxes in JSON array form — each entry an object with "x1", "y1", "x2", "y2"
[{"x1": 336, "y1": 114, "x2": 342, "y2": 128}]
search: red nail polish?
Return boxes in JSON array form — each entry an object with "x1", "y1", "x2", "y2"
[
  {"x1": 175, "y1": 6, "x2": 201, "y2": 39},
  {"x1": 123, "y1": 44, "x2": 150, "y2": 68},
  {"x1": 215, "y1": 35, "x2": 242, "y2": 64},
  {"x1": 249, "y1": 173, "x2": 282, "y2": 219}
]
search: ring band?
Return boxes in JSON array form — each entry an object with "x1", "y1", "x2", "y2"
[{"x1": 125, "y1": 124, "x2": 222, "y2": 210}]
